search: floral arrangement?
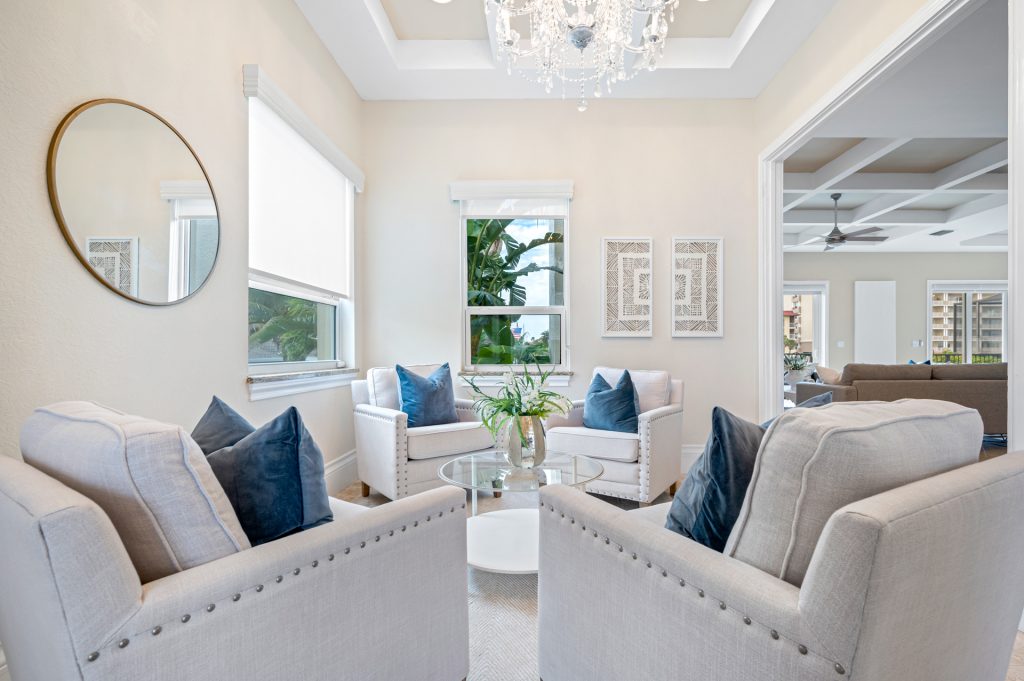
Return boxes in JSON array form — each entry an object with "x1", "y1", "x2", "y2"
[{"x1": 466, "y1": 366, "x2": 573, "y2": 446}]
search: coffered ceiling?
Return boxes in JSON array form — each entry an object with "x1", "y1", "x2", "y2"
[
  {"x1": 295, "y1": 0, "x2": 840, "y2": 100},
  {"x1": 782, "y1": 0, "x2": 1007, "y2": 254}
]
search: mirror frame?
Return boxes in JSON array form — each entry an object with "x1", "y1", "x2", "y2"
[{"x1": 46, "y1": 98, "x2": 221, "y2": 306}]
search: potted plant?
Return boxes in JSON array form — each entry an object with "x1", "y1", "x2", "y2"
[
  {"x1": 783, "y1": 353, "x2": 811, "y2": 384},
  {"x1": 467, "y1": 366, "x2": 572, "y2": 469}
]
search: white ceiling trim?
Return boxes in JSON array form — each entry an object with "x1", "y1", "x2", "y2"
[{"x1": 294, "y1": 0, "x2": 841, "y2": 100}]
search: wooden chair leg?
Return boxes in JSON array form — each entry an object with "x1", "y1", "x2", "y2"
[
  {"x1": 360, "y1": 482, "x2": 371, "y2": 497},
  {"x1": 638, "y1": 501, "x2": 652, "y2": 508},
  {"x1": 668, "y1": 482, "x2": 679, "y2": 496}
]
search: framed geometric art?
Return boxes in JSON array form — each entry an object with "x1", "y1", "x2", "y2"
[
  {"x1": 86, "y1": 237, "x2": 139, "y2": 297},
  {"x1": 602, "y1": 237, "x2": 653, "y2": 337},
  {"x1": 672, "y1": 236, "x2": 723, "y2": 338}
]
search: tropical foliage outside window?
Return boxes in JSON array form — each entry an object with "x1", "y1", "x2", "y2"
[
  {"x1": 248, "y1": 288, "x2": 336, "y2": 364},
  {"x1": 465, "y1": 217, "x2": 565, "y2": 367}
]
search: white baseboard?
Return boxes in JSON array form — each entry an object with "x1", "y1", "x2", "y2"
[
  {"x1": 681, "y1": 444, "x2": 704, "y2": 474},
  {"x1": 325, "y1": 450, "x2": 357, "y2": 496}
]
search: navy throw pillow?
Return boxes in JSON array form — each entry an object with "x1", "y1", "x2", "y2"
[
  {"x1": 666, "y1": 393, "x2": 833, "y2": 550},
  {"x1": 583, "y1": 371, "x2": 639, "y2": 434},
  {"x1": 192, "y1": 396, "x2": 255, "y2": 455},
  {"x1": 206, "y1": 407, "x2": 333, "y2": 546},
  {"x1": 396, "y1": 363, "x2": 458, "y2": 428}
]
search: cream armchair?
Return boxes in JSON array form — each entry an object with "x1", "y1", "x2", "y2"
[
  {"x1": 353, "y1": 364, "x2": 495, "y2": 500},
  {"x1": 545, "y1": 367, "x2": 684, "y2": 505},
  {"x1": 0, "y1": 455, "x2": 470, "y2": 681},
  {"x1": 538, "y1": 401, "x2": 1024, "y2": 681}
]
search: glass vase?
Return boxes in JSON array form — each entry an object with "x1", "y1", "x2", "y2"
[{"x1": 506, "y1": 415, "x2": 546, "y2": 469}]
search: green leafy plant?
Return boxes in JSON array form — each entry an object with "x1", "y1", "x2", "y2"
[
  {"x1": 783, "y1": 353, "x2": 809, "y2": 372},
  {"x1": 466, "y1": 218, "x2": 563, "y2": 365},
  {"x1": 248, "y1": 289, "x2": 320, "y2": 362},
  {"x1": 466, "y1": 365, "x2": 572, "y2": 446}
]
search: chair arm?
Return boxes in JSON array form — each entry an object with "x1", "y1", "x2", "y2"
[
  {"x1": 795, "y1": 382, "x2": 857, "y2": 403},
  {"x1": 354, "y1": 404, "x2": 408, "y2": 499},
  {"x1": 538, "y1": 486, "x2": 837, "y2": 681},
  {"x1": 637, "y1": 404, "x2": 684, "y2": 502},
  {"x1": 95, "y1": 487, "x2": 469, "y2": 681},
  {"x1": 544, "y1": 400, "x2": 584, "y2": 429}
]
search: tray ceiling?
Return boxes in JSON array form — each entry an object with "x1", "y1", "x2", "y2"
[{"x1": 295, "y1": 0, "x2": 840, "y2": 100}]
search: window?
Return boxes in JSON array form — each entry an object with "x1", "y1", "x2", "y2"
[
  {"x1": 783, "y1": 282, "x2": 829, "y2": 367},
  {"x1": 453, "y1": 182, "x2": 573, "y2": 374},
  {"x1": 928, "y1": 281, "x2": 1007, "y2": 364},
  {"x1": 244, "y1": 67, "x2": 363, "y2": 376},
  {"x1": 161, "y1": 182, "x2": 217, "y2": 299}
]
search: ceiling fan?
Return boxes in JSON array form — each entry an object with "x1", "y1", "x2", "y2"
[{"x1": 813, "y1": 193, "x2": 889, "y2": 251}]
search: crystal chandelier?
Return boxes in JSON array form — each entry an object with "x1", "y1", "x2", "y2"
[{"x1": 485, "y1": 0, "x2": 685, "y2": 110}]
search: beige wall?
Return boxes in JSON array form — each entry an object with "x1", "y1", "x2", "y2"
[
  {"x1": 785, "y1": 252, "x2": 1009, "y2": 369},
  {"x1": 0, "y1": 0, "x2": 363, "y2": 471},
  {"x1": 360, "y1": 100, "x2": 758, "y2": 445},
  {"x1": 755, "y1": 0, "x2": 932, "y2": 147}
]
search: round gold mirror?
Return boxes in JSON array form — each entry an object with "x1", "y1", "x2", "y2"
[{"x1": 47, "y1": 99, "x2": 220, "y2": 305}]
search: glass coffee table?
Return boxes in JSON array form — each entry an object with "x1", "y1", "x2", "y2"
[{"x1": 438, "y1": 450, "x2": 603, "y2": 575}]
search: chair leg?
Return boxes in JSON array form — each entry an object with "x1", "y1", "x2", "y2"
[
  {"x1": 668, "y1": 482, "x2": 678, "y2": 496},
  {"x1": 638, "y1": 501, "x2": 651, "y2": 508},
  {"x1": 360, "y1": 482, "x2": 371, "y2": 497}
]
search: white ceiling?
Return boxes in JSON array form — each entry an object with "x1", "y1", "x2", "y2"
[
  {"x1": 782, "y1": 0, "x2": 1008, "y2": 254},
  {"x1": 294, "y1": 0, "x2": 840, "y2": 100}
]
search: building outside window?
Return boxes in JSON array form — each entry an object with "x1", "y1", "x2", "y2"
[{"x1": 929, "y1": 282, "x2": 1007, "y2": 364}]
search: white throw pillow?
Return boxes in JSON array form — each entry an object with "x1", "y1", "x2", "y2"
[
  {"x1": 816, "y1": 365, "x2": 842, "y2": 384},
  {"x1": 724, "y1": 399, "x2": 981, "y2": 586},
  {"x1": 20, "y1": 401, "x2": 250, "y2": 582}
]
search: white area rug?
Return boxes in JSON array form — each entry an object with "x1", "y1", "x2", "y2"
[{"x1": 468, "y1": 568, "x2": 538, "y2": 681}]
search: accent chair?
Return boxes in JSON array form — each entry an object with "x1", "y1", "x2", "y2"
[
  {"x1": 545, "y1": 367, "x2": 684, "y2": 505},
  {"x1": 353, "y1": 364, "x2": 495, "y2": 500},
  {"x1": 537, "y1": 400, "x2": 1024, "y2": 681}
]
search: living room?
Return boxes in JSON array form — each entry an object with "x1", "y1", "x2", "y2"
[{"x1": 2, "y1": 0, "x2": 1024, "y2": 680}]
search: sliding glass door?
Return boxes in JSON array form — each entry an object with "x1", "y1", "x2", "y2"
[{"x1": 929, "y1": 282, "x2": 1007, "y2": 364}]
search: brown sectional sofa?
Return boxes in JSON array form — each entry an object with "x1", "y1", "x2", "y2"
[{"x1": 796, "y1": 363, "x2": 1008, "y2": 434}]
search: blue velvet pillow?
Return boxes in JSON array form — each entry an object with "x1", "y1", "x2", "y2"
[
  {"x1": 206, "y1": 407, "x2": 333, "y2": 546},
  {"x1": 191, "y1": 396, "x2": 255, "y2": 454},
  {"x1": 396, "y1": 363, "x2": 458, "y2": 428},
  {"x1": 666, "y1": 393, "x2": 833, "y2": 550},
  {"x1": 583, "y1": 370, "x2": 639, "y2": 434}
]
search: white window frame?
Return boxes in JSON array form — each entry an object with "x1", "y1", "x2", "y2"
[
  {"x1": 927, "y1": 280, "x2": 1008, "y2": 364},
  {"x1": 161, "y1": 181, "x2": 217, "y2": 300},
  {"x1": 783, "y1": 281, "x2": 830, "y2": 368},
  {"x1": 243, "y1": 65, "x2": 362, "y2": 394},
  {"x1": 453, "y1": 181, "x2": 573, "y2": 381}
]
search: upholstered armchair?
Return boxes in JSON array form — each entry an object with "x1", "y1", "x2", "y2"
[
  {"x1": 537, "y1": 400, "x2": 1024, "y2": 681},
  {"x1": 0, "y1": 454, "x2": 469, "y2": 681},
  {"x1": 353, "y1": 364, "x2": 495, "y2": 500},
  {"x1": 545, "y1": 367, "x2": 684, "y2": 505}
]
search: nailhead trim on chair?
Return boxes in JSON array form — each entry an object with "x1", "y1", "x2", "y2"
[
  {"x1": 83, "y1": 502, "x2": 463, "y2": 663},
  {"x1": 544, "y1": 502, "x2": 848, "y2": 676}
]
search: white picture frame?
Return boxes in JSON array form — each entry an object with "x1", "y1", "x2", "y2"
[
  {"x1": 86, "y1": 237, "x2": 139, "y2": 297},
  {"x1": 671, "y1": 236, "x2": 724, "y2": 338},
  {"x1": 601, "y1": 237, "x2": 653, "y2": 337}
]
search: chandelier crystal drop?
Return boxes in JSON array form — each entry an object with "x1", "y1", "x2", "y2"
[{"x1": 486, "y1": 0, "x2": 684, "y2": 109}]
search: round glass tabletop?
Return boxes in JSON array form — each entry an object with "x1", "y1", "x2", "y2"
[{"x1": 438, "y1": 450, "x2": 604, "y2": 493}]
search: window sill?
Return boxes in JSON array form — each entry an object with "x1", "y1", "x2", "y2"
[
  {"x1": 458, "y1": 370, "x2": 573, "y2": 388},
  {"x1": 247, "y1": 368, "x2": 359, "y2": 401}
]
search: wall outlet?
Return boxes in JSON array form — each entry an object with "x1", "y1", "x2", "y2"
[{"x1": 836, "y1": 340, "x2": 846, "y2": 348}]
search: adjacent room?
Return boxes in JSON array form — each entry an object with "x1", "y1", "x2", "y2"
[{"x1": 2, "y1": 1, "x2": 1024, "y2": 680}]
